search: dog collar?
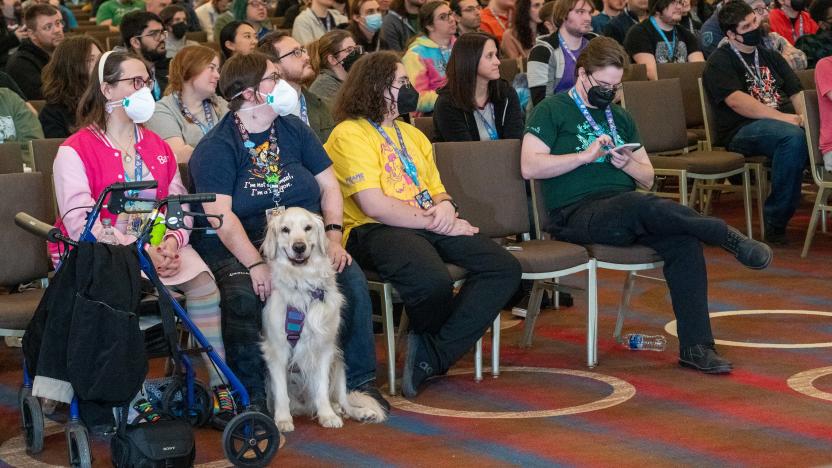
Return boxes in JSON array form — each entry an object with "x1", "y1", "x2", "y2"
[{"x1": 285, "y1": 289, "x2": 326, "y2": 348}]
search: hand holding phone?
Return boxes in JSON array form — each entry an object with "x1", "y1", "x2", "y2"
[{"x1": 608, "y1": 143, "x2": 642, "y2": 153}]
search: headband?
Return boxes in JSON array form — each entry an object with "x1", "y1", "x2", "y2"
[{"x1": 98, "y1": 50, "x2": 115, "y2": 85}]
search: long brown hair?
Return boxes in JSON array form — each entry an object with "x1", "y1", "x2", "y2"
[
  {"x1": 166, "y1": 44, "x2": 220, "y2": 95},
  {"x1": 333, "y1": 51, "x2": 399, "y2": 123},
  {"x1": 77, "y1": 51, "x2": 152, "y2": 133},
  {"x1": 42, "y1": 35, "x2": 104, "y2": 110},
  {"x1": 445, "y1": 32, "x2": 504, "y2": 111},
  {"x1": 308, "y1": 29, "x2": 354, "y2": 75}
]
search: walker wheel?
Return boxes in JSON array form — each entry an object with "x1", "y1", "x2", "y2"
[
  {"x1": 161, "y1": 378, "x2": 213, "y2": 427},
  {"x1": 21, "y1": 395, "x2": 44, "y2": 454},
  {"x1": 222, "y1": 411, "x2": 280, "y2": 467},
  {"x1": 66, "y1": 423, "x2": 91, "y2": 468}
]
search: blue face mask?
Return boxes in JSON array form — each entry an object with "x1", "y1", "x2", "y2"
[{"x1": 364, "y1": 13, "x2": 383, "y2": 31}]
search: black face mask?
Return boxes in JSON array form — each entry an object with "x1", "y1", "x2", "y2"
[
  {"x1": 790, "y1": 0, "x2": 806, "y2": 11},
  {"x1": 736, "y1": 26, "x2": 762, "y2": 46},
  {"x1": 393, "y1": 85, "x2": 419, "y2": 115},
  {"x1": 339, "y1": 50, "x2": 362, "y2": 73},
  {"x1": 582, "y1": 76, "x2": 616, "y2": 108},
  {"x1": 171, "y1": 22, "x2": 188, "y2": 40}
]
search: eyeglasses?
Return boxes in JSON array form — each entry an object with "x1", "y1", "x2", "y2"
[
  {"x1": 136, "y1": 28, "x2": 167, "y2": 41},
  {"x1": 247, "y1": 0, "x2": 267, "y2": 7},
  {"x1": 753, "y1": 6, "x2": 769, "y2": 15},
  {"x1": 589, "y1": 74, "x2": 622, "y2": 92},
  {"x1": 435, "y1": 12, "x2": 456, "y2": 22},
  {"x1": 112, "y1": 75, "x2": 155, "y2": 91},
  {"x1": 260, "y1": 72, "x2": 280, "y2": 84},
  {"x1": 336, "y1": 44, "x2": 364, "y2": 56},
  {"x1": 460, "y1": 5, "x2": 481, "y2": 13},
  {"x1": 277, "y1": 47, "x2": 307, "y2": 61},
  {"x1": 39, "y1": 19, "x2": 64, "y2": 32},
  {"x1": 391, "y1": 78, "x2": 411, "y2": 89}
]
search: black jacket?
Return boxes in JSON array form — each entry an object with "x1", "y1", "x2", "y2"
[
  {"x1": 39, "y1": 102, "x2": 74, "y2": 138},
  {"x1": 0, "y1": 20, "x2": 20, "y2": 69},
  {"x1": 6, "y1": 39, "x2": 50, "y2": 100},
  {"x1": 432, "y1": 79, "x2": 525, "y2": 142}
]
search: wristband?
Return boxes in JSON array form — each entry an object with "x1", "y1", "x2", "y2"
[
  {"x1": 324, "y1": 224, "x2": 344, "y2": 233},
  {"x1": 247, "y1": 260, "x2": 266, "y2": 270}
]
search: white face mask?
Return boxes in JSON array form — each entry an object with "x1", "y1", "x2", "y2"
[
  {"x1": 107, "y1": 86, "x2": 156, "y2": 123},
  {"x1": 255, "y1": 79, "x2": 299, "y2": 116}
]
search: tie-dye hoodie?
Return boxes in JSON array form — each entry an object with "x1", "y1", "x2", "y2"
[{"x1": 402, "y1": 35, "x2": 455, "y2": 115}]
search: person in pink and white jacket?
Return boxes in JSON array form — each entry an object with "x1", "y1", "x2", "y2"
[{"x1": 51, "y1": 50, "x2": 233, "y2": 419}]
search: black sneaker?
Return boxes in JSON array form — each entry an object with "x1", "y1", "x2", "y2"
[
  {"x1": 679, "y1": 345, "x2": 733, "y2": 374},
  {"x1": 401, "y1": 333, "x2": 436, "y2": 398},
  {"x1": 721, "y1": 227, "x2": 772, "y2": 269},
  {"x1": 764, "y1": 223, "x2": 788, "y2": 246},
  {"x1": 354, "y1": 381, "x2": 390, "y2": 414}
]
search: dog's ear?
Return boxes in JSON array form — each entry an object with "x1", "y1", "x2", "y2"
[
  {"x1": 312, "y1": 213, "x2": 328, "y2": 258},
  {"x1": 260, "y1": 211, "x2": 281, "y2": 261}
]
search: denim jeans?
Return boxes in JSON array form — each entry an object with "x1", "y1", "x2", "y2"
[
  {"x1": 727, "y1": 118, "x2": 807, "y2": 229},
  {"x1": 336, "y1": 261, "x2": 377, "y2": 389}
]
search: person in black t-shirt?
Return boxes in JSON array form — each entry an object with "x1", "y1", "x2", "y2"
[
  {"x1": 702, "y1": 1, "x2": 806, "y2": 245},
  {"x1": 603, "y1": 0, "x2": 648, "y2": 45},
  {"x1": 623, "y1": 0, "x2": 704, "y2": 79}
]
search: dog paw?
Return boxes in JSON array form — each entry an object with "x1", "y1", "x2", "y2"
[
  {"x1": 350, "y1": 407, "x2": 386, "y2": 423},
  {"x1": 276, "y1": 419, "x2": 295, "y2": 433},
  {"x1": 318, "y1": 413, "x2": 343, "y2": 428}
]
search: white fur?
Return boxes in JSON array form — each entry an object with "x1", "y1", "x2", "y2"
[{"x1": 260, "y1": 207, "x2": 387, "y2": 432}]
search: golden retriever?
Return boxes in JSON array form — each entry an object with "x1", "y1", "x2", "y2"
[{"x1": 260, "y1": 207, "x2": 387, "y2": 432}]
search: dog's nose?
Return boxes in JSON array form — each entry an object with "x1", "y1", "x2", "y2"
[{"x1": 292, "y1": 242, "x2": 306, "y2": 254}]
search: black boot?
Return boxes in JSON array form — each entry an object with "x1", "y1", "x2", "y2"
[{"x1": 722, "y1": 227, "x2": 772, "y2": 269}]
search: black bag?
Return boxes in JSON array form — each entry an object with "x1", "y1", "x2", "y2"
[{"x1": 111, "y1": 416, "x2": 195, "y2": 468}]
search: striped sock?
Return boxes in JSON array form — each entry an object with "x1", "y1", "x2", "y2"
[{"x1": 185, "y1": 286, "x2": 225, "y2": 387}]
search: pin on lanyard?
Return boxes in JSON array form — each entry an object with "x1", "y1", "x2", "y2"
[
  {"x1": 233, "y1": 112, "x2": 282, "y2": 206},
  {"x1": 475, "y1": 106, "x2": 498, "y2": 141},
  {"x1": 650, "y1": 17, "x2": 678, "y2": 62},
  {"x1": 558, "y1": 34, "x2": 578, "y2": 62},
  {"x1": 299, "y1": 93, "x2": 309, "y2": 125},
  {"x1": 368, "y1": 119, "x2": 420, "y2": 188},
  {"x1": 175, "y1": 92, "x2": 215, "y2": 135},
  {"x1": 729, "y1": 43, "x2": 763, "y2": 87},
  {"x1": 569, "y1": 88, "x2": 619, "y2": 143}
]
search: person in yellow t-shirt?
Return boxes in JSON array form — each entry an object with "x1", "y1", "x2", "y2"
[{"x1": 324, "y1": 51, "x2": 521, "y2": 399}]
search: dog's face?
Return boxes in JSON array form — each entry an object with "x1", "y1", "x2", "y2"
[{"x1": 262, "y1": 207, "x2": 328, "y2": 266}]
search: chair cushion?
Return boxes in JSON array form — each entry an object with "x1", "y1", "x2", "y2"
[
  {"x1": 0, "y1": 288, "x2": 43, "y2": 331},
  {"x1": 511, "y1": 240, "x2": 589, "y2": 273},
  {"x1": 687, "y1": 128, "x2": 707, "y2": 144},
  {"x1": 364, "y1": 264, "x2": 467, "y2": 283},
  {"x1": 584, "y1": 244, "x2": 663, "y2": 264},
  {"x1": 649, "y1": 150, "x2": 745, "y2": 174}
]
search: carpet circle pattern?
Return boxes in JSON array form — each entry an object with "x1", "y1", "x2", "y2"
[{"x1": 787, "y1": 366, "x2": 832, "y2": 402}]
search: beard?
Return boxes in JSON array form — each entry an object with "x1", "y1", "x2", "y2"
[{"x1": 141, "y1": 45, "x2": 166, "y2": 62}]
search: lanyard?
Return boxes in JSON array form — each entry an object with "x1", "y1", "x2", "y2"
[
  {"x1": 318, "y1": 12, "x2": 333, "y2": 31},
  {"x1": 569, "y1": 88, "x2": 619, "y2": 143},
  {"x1": 489, "y1": 7, "x2": 507, "y2": 32},
  {"x1": 475, "y1": 105, "x2": 498, "y2": 140},
  {"x1": 299, "y1": 93, "x2": 309, "y2": 125},
  {"x1": 791, "y1": 15, "x2": 804, "y2": 42},
  {"x1": 368, "y1": 119, "x2": 420, "y2": 188},
  {"x1": 650, "y1": 17, "x2": 677, "y2": 62},
  {"x1": 558, "y1": 34, "x2": 578, "y2": 62},
  {"x1": 174, "y1": 92, "x2": 216, "y2": 135},
  {"x1": 393, "y1": 11, "x2": 416, "y2": 33},
  {"x1": 123, "y1": 125, "x2": 144, "y2": 188},
  {"x1": 233, "y1": 112, "x2": 282, "y2": 206},
  {"x1": 729, "y1": 43, "x2": 763, "y2": 87}
]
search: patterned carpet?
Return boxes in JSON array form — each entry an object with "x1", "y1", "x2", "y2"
[{"x1": 1, "y1": 196, "x2": 831, "y2": 467}]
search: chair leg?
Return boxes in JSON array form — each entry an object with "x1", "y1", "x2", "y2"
[
  {"x1": 474, "y1": 338, "x2": 483, "y2": 382},
  {"x1": 753, "y1": 165, "x2": 765, "y2": 239},
  {"x1": 683, "y1": 177, "x2": 693, "y2": 208},
  {"x1": 802, "y1": 189, "x2": 827, "y2": 258},
  {"x1": 492, "y1": 314, "x2": 500, "y2": 378},
  {"x1": 380, "y1": 284, "x2": 397, "y2": 396},
  {"x1": 742, "y1": 168, "x2": 753, "y2": 239},
  {"x1": 520, "y1": 280, "x2": 546, "y2": 348},
  {"x1": 613, "y1": 271, "x2": 637, "y2": 343},
  {"x1": 587, "y1": 260, "x2": 598, "y2": 368}
]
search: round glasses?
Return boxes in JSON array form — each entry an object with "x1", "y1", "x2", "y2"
[{"x1": 112, "y1": 76, "x2": 155, "y2": 91}]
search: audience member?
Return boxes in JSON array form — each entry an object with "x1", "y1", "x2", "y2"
[
  {"x1": 145, "y1": 0, "x2": 171, "y2": 15},
  {"x1": 188, "y1": 51, "x2": 388, "y2": 416},
  {"x1": 51, "y1": 51, "x2": 227, "y2": 405},
  {"x1": 817, "y1": 57, "x2": 831, "y2": 171},
  {"x1": 0, "y1": 6, "x2": 28, "y2": 69},
  {"x1": 528, "y1": 0, "x2": 595, "y2": 105},
  {"x1": 2, "y1": 0, "x2": 23, "y2": 30},
  {"x1": 196, "y1": 0, "x2": 230, "y2": 41},
  {"x1": 162, "y1": 4, "x2": 197, "y2": 57},
  {"x1": 146, "y1": 45, "x2": 227, "y2": 162},
  {"x1": 603, "y1": 0, "x2": 647, "y2": 44},
  {"x1": 434, "y1": 32, "x2": 523, "y2": 140},
  {"x1": 624, "y1": 0, "x2": 704, "y2": 80},
  {"x1": 795, "y1": 0, "x2": 832, "y2": 68},
  {"x1": 259, "y1": 31, "x2": 336, "y2": 141},
  {"x1": 274, "y1": 0, "x2": 303, "y2": 29},
  {"x1": 768, "y1": 0, "x2": 817, "y2": 44},
  {"x1": 213, "y1": 0, "x2": 271, "y2": 42},
  {"x1": 521, "y1": 37, "x2": 771, "y2": 375},
  {"x1": 219, "y1": 19, "x2": 257, "y2": 59},
  {"x1": 121, "y1": 10, "x2": 170, "y2": 100},
  {"x1": 325, "y1": 51, "x2": 521, "y2": 397},
  {"x1": 95, "y1": 0, "x2": 145, "y2": 28},
  {"x1": 480, "y1": 0, "x2": 513, "y2": 43},
  {"x1": 402, "y1": 0, "x2": 457, "y2": 115},
  {"x1": 378, "y1": 0, "x2": 391, "y2": 13},
  {"x1": 702, "y1": 0, "x2": 805, "y2": 244},
  {"x1": 0, "y1": 85, "x2": 42, "y2": 145},
  {"x1": 500, "y1": 0, "x2": 543, "y2": 59},
  {"x1": 450, "y1": 0, "x2": 481, "y2": 34},
  {"x1": 592, "y1": 0, "x2": 624, "y2": 33},
  {"x1": 347, "y1": 0, "x2": 382, "y2": 51},
  {"x1": 380, "y1": 0, "x2": 424, "y2": 50},
  {"x1": 5, "y1": 4, "x2": 61, "y2": 100},
  {"x1": 40, "y1": 35, "x2": 102, "y2": 138},
  {"x1": 679, "y1": 0, "x2": 701, "y2": 32},
  {"x1": 308, "y1": 29, "x2": 359, "y2": 110},
  {"x1": 292, "y1": 0, "x2": 348, "y2": 45}
]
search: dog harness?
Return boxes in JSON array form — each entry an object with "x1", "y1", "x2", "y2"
[{"x1": 286, "y1": 288, "x2": 326, "y2": 348}]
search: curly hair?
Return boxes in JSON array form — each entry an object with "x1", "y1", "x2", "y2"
[
  {"x1": 42, "y1": 35, "x2": 104, "y2": 110},
  {"x1": 332, "y1": 51, "x2": 400, "y2": 123},
  {"x1": 513, "y1": 0, "x2": 538, "y2": 50}
]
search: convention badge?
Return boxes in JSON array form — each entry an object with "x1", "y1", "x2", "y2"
[
  {"x1": 125, "y1": 212, "x2": 150, "y2": 237},
  {"x1": 265, "y1": 206, "x2": 286, "y2": 220},
  {"x1": 415, "y1": 189, "x2": 434, "y2": 209}
]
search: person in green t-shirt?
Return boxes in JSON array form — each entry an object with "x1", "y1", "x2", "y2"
[
  {"x1": 521, "y1": 36, "x2": 772, "y2": 375},
  {"x1": 96, "y1": 0, "x2": 146, "y2": 28}
]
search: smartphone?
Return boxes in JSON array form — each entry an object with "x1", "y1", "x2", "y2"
[{"x1": 608, "y1": 143, "x2": 642, "y2": 153}]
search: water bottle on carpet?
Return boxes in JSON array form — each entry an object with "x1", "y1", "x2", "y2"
[{"x1": 621, "y1": 333, "x2": 666, "y2": 351}]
